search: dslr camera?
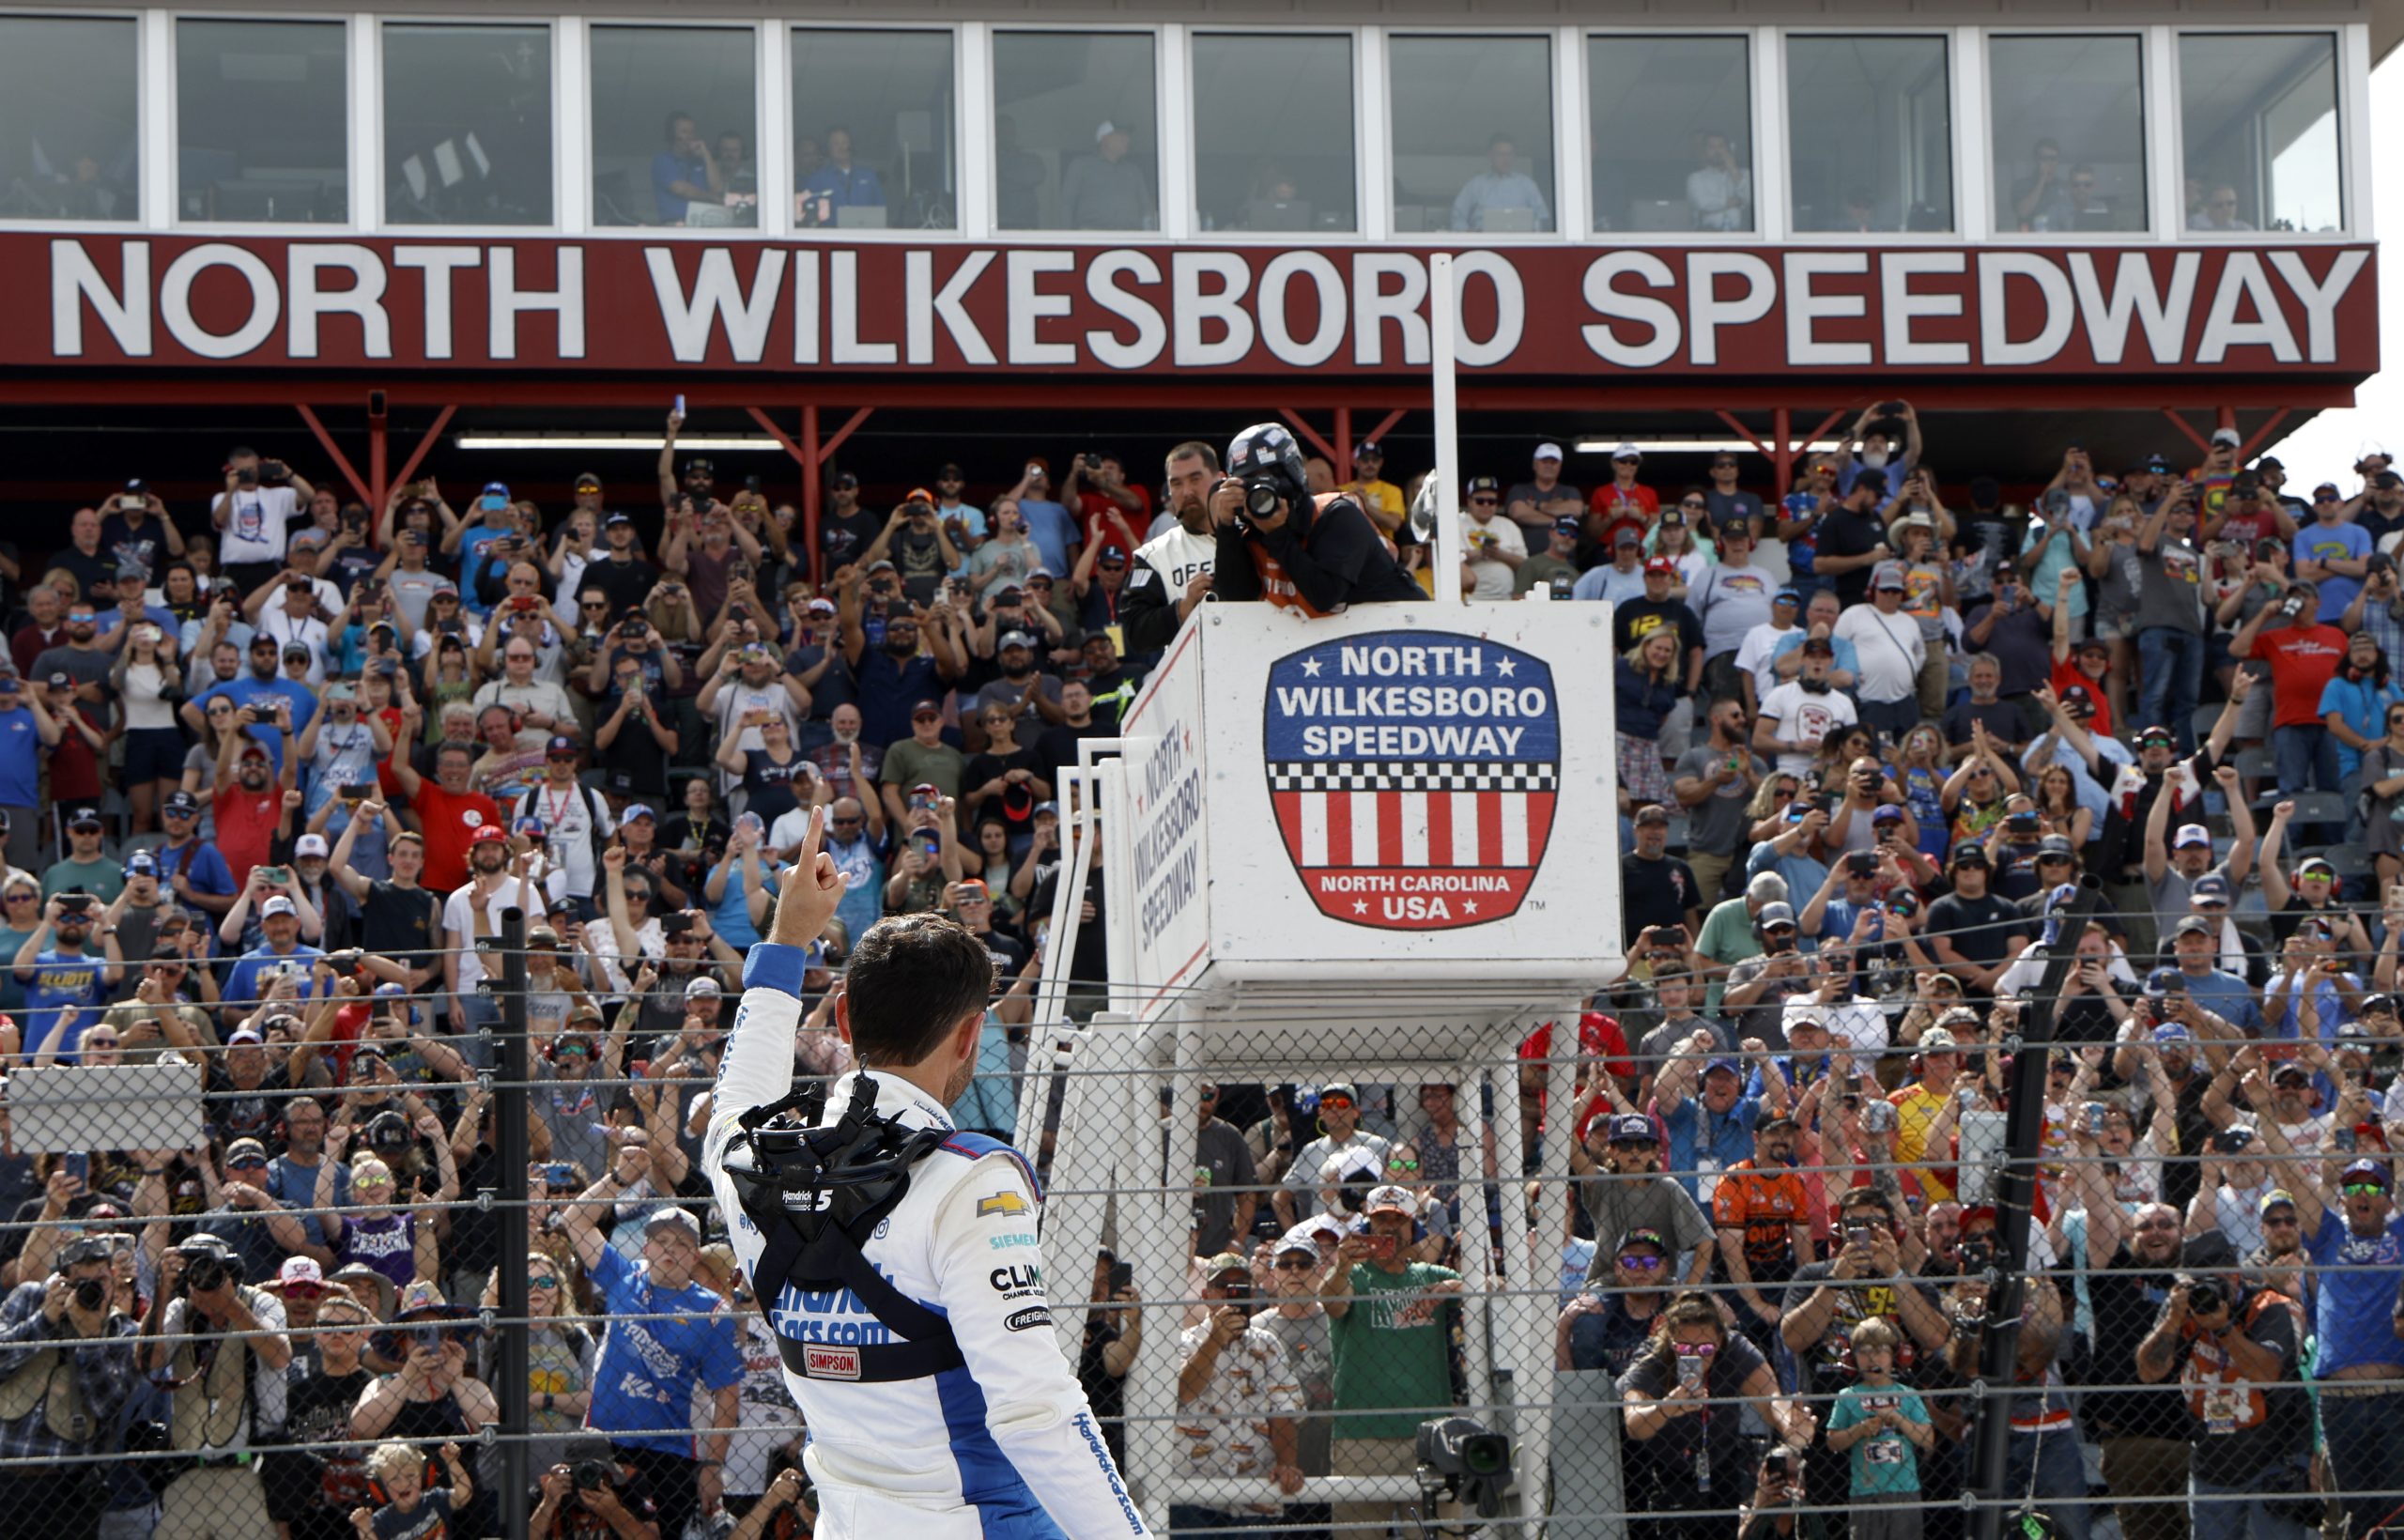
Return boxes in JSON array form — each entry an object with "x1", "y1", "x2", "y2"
[
  {"x1": 573, "y1": 1458, "x2": 618, "y2": 1492},
  {"x1": 2184, "y1": 1277, "x2": 2225, "y2": 1317}
]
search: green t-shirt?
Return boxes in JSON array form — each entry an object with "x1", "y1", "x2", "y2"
[
  {"x1": 1827, "y1": 1380, "x2": 1926, "y2": 1496},
  {"x1": 880, "y1": 738, "x2": 967, "y2": 800},
  {"x1": 42, "y1": 856, "x2": 126, "y2": 903},
  {"x1": 1693, "y1": 894, "x2": 1762, "y2": 1014},
  {"x1": 1328, "y1": 1261, "x2": 1460, "y2": 1440},
  {"x1": 1515, "y1": 553, "x2": 1580, "y2": 596}
]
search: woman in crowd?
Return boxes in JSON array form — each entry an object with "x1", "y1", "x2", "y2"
[
  {"x1": 1616, "y1": 631, "x2": 1684, "y2": 809},
  {"x1": 109, "y1": 620, "x2": 182, "y2": 834}
]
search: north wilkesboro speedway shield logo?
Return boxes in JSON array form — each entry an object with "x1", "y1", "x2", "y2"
[{"x1": 1264, "y1": 630, "x2": 1559, "y2": 931}]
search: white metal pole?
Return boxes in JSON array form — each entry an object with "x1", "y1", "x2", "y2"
[{"x1": 1429, "y1": 251, "x2": 1468, "y2": 608}]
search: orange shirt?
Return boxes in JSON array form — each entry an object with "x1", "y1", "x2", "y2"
[{"x1": 1712, "y1": 1160, "x2": 1809, "y2": 1272}]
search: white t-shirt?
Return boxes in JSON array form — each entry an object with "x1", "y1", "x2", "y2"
[
  {"x1": 713, "y1": 682, "x2": 804, "y2": 788},
  {"x1": 514, "y1": 779, "x2": 616, "y2": 899},
  {"x1": 1832, "y1": 604, "x2": 1925, "y2": 704},
  {"x1": 1460, "y1": 516, "x2": 1526, "y2": 601},
  {"x1": 215, "y1": 485, "x2": 303, "y2": 567},
  {"x1": 1756, "y1": 679, "x2": 1858, "y2": 777},
  {"x1": 1734, "y1": 621, "x2": 1801, "y2": 705},
  {"x1": 586, "y1": 912, "x2": 666, "y2": 993},
  {"x1": 444, "y1": 872, "x2": 567, "y2": 994},
  {"x1": 1785, "y1": 994, "x2": 1889, "y2": 1058}
]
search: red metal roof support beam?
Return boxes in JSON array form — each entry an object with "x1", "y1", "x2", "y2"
[
  {"x1": 1712, "y1": 410, "x2": 1776, "y2": 463},
  {"x1": 1772, "y1": 408, "x2": 1794, "y2": 501},
  {"x1": 2238, "y1": 408, "x2": 2293, "y2": 463},
  {"x1": 820, "y1": 407, "x2": 873, "y2": 463},
  {"x1": 802, "y1": 407, "x2": 821, "y2": 584},
  {"x1": 744, "y1": 407, "x2": 811, "y2": 470},
  {"x1": 1276, "y1": 409, "x2": 1340, "y2": 469},
  {"x1": 2159, "y1": 410, "x2": 2213, "y2": 455},
  {"x1": 294, "y1": 404, "x2": 373, "y2": 508},
  {"x1": 1360, "y1": 408, "x2": 1410, "y2": 455},
  {"x1": 386, "y1": 405, "x2": 456, "y2": 500},
  {"x1": 1335, "y1": 408, "x2": 1352, "y2": 482}
]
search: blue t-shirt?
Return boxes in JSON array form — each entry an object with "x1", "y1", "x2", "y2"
[
  {"x1": 1659, "y1": 1095, "x2": 1760, "y2": 1201},
  {"x1": 2295, "y1": 521, "x2": 2373, "y2": 618},
  {"x1": 1015, "y1": 499, "x2": 1081, "y2": 578},
  {"x1": 2305, "y1": 1208, "x2": 2404, "y2": 1376},
  {"x1": 152, "y1": 839, "x2": 238, "y2": 910},
  {"x1": 2172, "y1": 965, "x2": 2265, "y2": 1037},
  {"x1": 0, "y1": 705, "x2": 39, "y2": 806},
  {"x1": 455, "y1": 519, "x2": 512, "y2": 610},
  {"x1": 587, "y1": 1241, "x2": 743, "y2": 1453},
  {"x1": 652, "y1": 150, "x2": 707, "y2": 222},
  {"x1": 707, "y1": 855, "x2": 783, "y2": 950},
  {"x1": 1782, "y1": 492, "x2": 1823, "y2": 575},
  {"x1": 18, "y1": 949, "x2": 109, "y2": 1061},
  {"x1": 2319, "y1": 674, "x2": 2402, "y2": 780},
  {"x1": 189, "y1": 677, "x2": 318, "y2": 769},
  {"x1": 1829, "y1": 1381, "x2": 1927, "y2": 1495},
  {"x1": 93, "y1": 603, "x2": 180, "y2": 641},
  {"x1": 268, "y1": 1152, "x2": 353, "y2": 1249},
  {"x1": 223, "y1": 945, "x2": 327, "y2": 1015},
  {"x1": 1768, "y1": 630, "x2": 1861, "y2": 685}
]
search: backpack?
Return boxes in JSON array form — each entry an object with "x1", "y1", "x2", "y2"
[{"x1": 516, "y1": 781, "x2": 611, "y2": 870}]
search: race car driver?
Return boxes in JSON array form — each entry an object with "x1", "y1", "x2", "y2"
[
  {"x1": 1116, "y1": 440, "x2": 1221, "y2": 655},
  {"x1": 706, "y1": 806, "x2": 1152, "y2": 1540}
]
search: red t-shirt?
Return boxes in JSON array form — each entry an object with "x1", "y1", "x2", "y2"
[
  {"x1": 213, "y1": 780, "x2": 283, "y2": 887},
  {"x1": 1519, "y1": 1011, "x2": 1635, "y2": 1093},
  {"x1": 1079, "y1": 489, "x2": 1154, "y2": 558},
  {"x1": 1588, "y1": 482, "x2": 1660, "y2": 522},
  {"x1": 410, "y1": 782, "x2": 503, "y2": 893},
  {"x1": 2048, "y1": 657, "x2": 2116, "y2": 740},
  {"x1": 2257, "y1": 624, "x2": 2350, "y2": 729}
]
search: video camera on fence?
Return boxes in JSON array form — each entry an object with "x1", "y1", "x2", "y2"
[{"x1": 1415, "y1": 1415, "x2": 1513, "y2": 1517}]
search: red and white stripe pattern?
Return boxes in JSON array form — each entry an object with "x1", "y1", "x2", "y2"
[{"x1": 1273, "y1": 788, "x2": 1558, "y2": 869}]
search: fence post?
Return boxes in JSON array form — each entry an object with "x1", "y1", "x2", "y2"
[{"x1": 497, "y1": 905, "x2": 532, "y2": 1540}]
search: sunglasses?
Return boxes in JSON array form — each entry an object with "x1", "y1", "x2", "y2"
[
  {"x1": 1617, "y1": 1253, "x2": 1666, "y2": 1270},
  {"x1": 1319, "y1": 1097, "x2": 1355, "y2": 1110},
  {"x1": 1468, "y1": 497, "x2": 1499, "y2": 507},
  {"x1": 2343, "y1": 1182, "x2": 2389, "y2": 1196},
  {"x1": 1672, "y1": 1341, "x2": 1717, "y2": 1357},
  {"x1": 530, "y1": 1274, "x2": 561, "y2": 1289},
  {"x1": 1388, "y1": 1156, "x2": 1420, "y2": 1171},
  {"x1": 1272, "y1": 1255, "x2": 1317, "y2": 1270},
  {"x1": 582, "y1": 600, "x2": 609, "y2": 610}
]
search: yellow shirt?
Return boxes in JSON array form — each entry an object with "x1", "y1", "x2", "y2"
[{"x1": 1888, "y1": 1083, "x2": 1955, "y2": 1203}]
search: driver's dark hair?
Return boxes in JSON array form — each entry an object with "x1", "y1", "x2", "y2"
[
  {"x1": 845, "y1": 913, "x2": 996, "y2": 1066},
  {"x1": 1167, "y1": 441, "x2": 1221, "y2": 473}
]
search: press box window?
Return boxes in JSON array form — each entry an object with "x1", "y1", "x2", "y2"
[
  {"x1": 1587, "y1": 35, "x2": 1753, "y2": 234},
  {"x1": 790, "y1": 29, "x2": 958, "y2": 232},
  {"x1": 383, "y1": 24, "x2": 555, "y2": 226},
  {"x1": 0, "y1": 15, "x2": 140, "y2": 221},
  {"x1": 1191, "y1": 33, "x2": 1357, "y2": 234},
  {"x1": 1785, "y1": 35, "x2": 1954, "y2": 234},
  {"x1": 2180, "y1": 32, "x2": 2344, "y2": 234},
  {"x1": 177, "y1": 18, "x2": 349, "y2": 223},
  {"x1": 1988, "y1": 35, "x2": 2148, "y2": 234},
  {"x1": 992, "y1": 31, "x2": 1159, "y2": 231},
  {"x1": 590, "y1": 26, "x2": 761, "y2": 229},
  {"x1": 1389, "y1": 36, "x2": 1555, "y2": 234}
]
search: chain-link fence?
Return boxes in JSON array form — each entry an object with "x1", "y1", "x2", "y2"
[{"x1": 8, "y1": 930, "x2": 2404, "y2": 1540}]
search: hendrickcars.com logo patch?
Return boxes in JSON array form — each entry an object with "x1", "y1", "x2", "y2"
[{"x1": 1265, "y1": 631, "x2": 1559, "y2": 930}]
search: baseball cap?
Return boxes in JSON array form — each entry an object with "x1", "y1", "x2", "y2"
[
  {"x1": 1950, "y1": 842, "x2": 1989, "y2": 868},
  {"x1": 2074, "y1": 636, "x2": 2110, "y2": 655},
  {"x1": 67, "y1": 807, "x2": 101, "y2": 831},
  {"x1": 1465, "y1": 475, "x2": 1502, "y2": 498},
  {"x1": 645, "y1": 1206, "x2": 702, "y2": 1238},
  {"x1": 2273, "y1": 1061, "x2": 2311, "y2": 1085},
  {"x1": 1620, "y1": 1227, "x2": 1672, "y2": 1255},
  {"x1": 124, "y1": 849, "x2": 157, "y2": 878},
  {"x1": 2211, "y1": 426, "x2": 2242, "y2": 447},
  {"x1": 1633, "y1": 804, "x2": 1670, "y2": 826},
  {"x1": 998, "y1": 630, "x2": 1037, "y2": 652},
  {"x1": 2295, "y1": 855, "x2": 2337, "y2": 879},
  {"x1": 1534, "y1": 441, "x2": 1564, "y2": 462},
  {"x1": 227, "y1": 1027, "x2": 263, "y2": 1046},
  {"x1": 1642, "y1": 556, "x2": 1678, "y2": 577},
  {"x1": 469, "y1": 824, "x2": 507, "y2": 845},
  {"x1": 574, "y1": 471, "x2": 603, "y2": 492},
  {"x1": 163, "y1": 791, "x2": 199, "y2": 816},
  {"x1": 1872, "y1": 804, "x2": 1904, "y2": 825},
  {"x1": 224, "y1": 1136, "x2": 269, "y2": 1164},
  {"x1": 1773, "y1": 587, "x2": 1802, "y2": 606},
  {"x1": 2173, "y1": 914, "x2": 2215, "y2": 938},
  {"x1": 2192, "y1": 873, "x2": 2233, "y2": 905},
  {"x1": 2173, "y1": 824, "x2": 2211, "y2": 849},
  {"x1": 547, "y1": 734, "x2": 578, "y2": 758},
  {"x1": 605, "y1": 511, "x2": 634, "y2": 528},
  {"x1": 1272, "y1": 1232, "x2": 1322, "y2": 1259},
  {"x1": 1552, "y1": 515, "x2": 1582, "y2": 536},
  {"x1": 1611, "y1": 442, "x2": 1642, "y2": 461},
  {"x1": 1354, "y1": 439, "x2": 1383, "y2": 459},
  {"x1": 2258, "y1": 1190, "x2": 2299, "y2": 1217},
  {"x1": 1703, "y1": 1057, "x2": 1744, "y2": 1080},
  {"x1": 1757, "y1": 901, "x2": 1797, "y2": 929},
  {"x1": 2182, "y1": 1231, "x2": 2240, "y2": 1270},
  {"x1": 1919, "y1": 1027, "x2": 1960, "y2": 1052},
  {"x1": 1852, "y1": 469, "x2": 1889, "y2": 494},
  {"x1": 1318, "y1": 1080, "x2": 1360, "y2": 1106},
  {"x1": 2060, "y1": 684, "x2": 2096, "y2": 714},
  {"x1": 2037, "y1": 834, "x2": 2076, "y2": 857},
  {"x1": 1364, "y1": 1184, "x2": 1416, "y2": 1217},
  {"x1": 1203, "y1": 1252, "x2": 1251, "y2": 1283},
  {"x1": 481, "y1": 481, "x2": 511, "y2": 500},
  {"x1": 293, "y1": 834, "x2": 330, "y2": 858},
  {"x1": 622, "y1": 803, "x2": 656, "y2": 824},
  {"x1": 1606, "y1": 1113, "x2": 1659, "y2": 1145},
  {"x1": 1801, "y1": 635, "x2": 1835, "y2": 656},
  {"x1": 1613, "y1": 527, "x2": 1641, "y2": 547},
  {"x1": 271, "y1": 1256, "x2": 326, "y2": 1293},
  {"x1": 260, "y1": 896, "x2": 297, "y2": 919},
  {"x1": 911, "y1": 699, "x2": 942, "y2": 719},
  {"x1": 2145, "y1": 452, "x2": 2174, "y2": 472},
  {"x1": 281, "y1": 642, "x2": 313, "y2": 662},
  {"x1": 2342, "y1": 1159, "x2": 2392, "y2": 1190},
  {"x1": 686, "y1": 976, "x2": 723, "y2": 1000},
  {"x1": 527, "y1": 926, "x2": 561, "y2": 949},
  {"x1": 1872, "y1": 561, "x2": 1908, "y2": 592}
]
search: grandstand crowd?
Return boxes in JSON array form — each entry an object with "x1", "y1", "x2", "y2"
[{"x1": 0, "y1": 408, "x2": 2402, "y2": 1540}]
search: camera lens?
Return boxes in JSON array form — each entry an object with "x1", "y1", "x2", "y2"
[
  {"x1": 1242, "y1": 478, "x2": 1283, "y2": 518},
  {"x1": 574, "y1": 1459, "x2": 611, "y2": 1490},
  {"x1": 185, "y1": 1256, "x2": 227, "y2": 1293},
  {"x1": 72, "y1": 1277, "x2": 106, "y2": 1312}
]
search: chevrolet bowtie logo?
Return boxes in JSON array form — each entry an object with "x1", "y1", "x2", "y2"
[{"x1": 976, "y1": 1191, "x2": 1032, "y2": 1219}]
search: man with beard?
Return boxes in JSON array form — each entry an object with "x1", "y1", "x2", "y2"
[
  {"x1": 581, "y1": 512, "x2": 657, "y2": 618},
  {"x1": 880, "y1": 703, "x2": 967, "y2": 829},
  {"x1": 804, "y1": 701, "x2": 881, "y2": 804},
  {"x1": 815, "y1": 470, "x2": 882, "y2": 579},
  {"x1": 388, "y1": 718, "x2": 504, "y2": 894},
  {"x1": 211, "y1": 724, "x2": 298, "y2": 889},
  {"x1": 839, "y1": 570, "x2": 961, "y2": 749},
  {"x1": 1036, "y1": 681, "x2": 1115, "y2": 783},
  {"x1": 442, "y1": 825, "x2": 541, "y2": 1062},
  {"x1": 2083, "y1": 1200, "x2": 2196, "y2": 1540},
  {"x1": 1119, "y1": 443, "x2": 1221, "y2": 655},
  {"x1": 1713, "y1": 1114, "x2": 1811, "y2": 1356},
  {"x1": 31, "y1": 595, "x2": 115, "y2": 706},
  {"x1": 973, "y1": 630, "x2": 1064, "y2": 732},
  {"x1": 1567, "y1": 1111, "x2": 1715, "y2": 1286}
]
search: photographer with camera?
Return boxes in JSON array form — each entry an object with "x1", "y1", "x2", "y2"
[
  {"x1": 1170, "y1": 1253, "x2": 1305, "y2": 1534},
  {"x1": 139, "y1": 1233, "x2": 292, "y2": 1540},
  {"x1": 214, "y1": 447, "x2": 319, "y2": 599},
  {"x1": 2134, "y1": 1232, "x2": 2311, "y2": 1540},
  {"x1": 0, "y1": 1232, "x2": 142, "y2": 1535},
  {"x1": 532, "y1": 1442, "x2": 664, "y2": 1540},
  {"x1": 2229, "y1": 577, "x2": 2350, "y2": 814},
  {"x1": 1207, "y1": 424, "x2": 1419, "y2": 615}
]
